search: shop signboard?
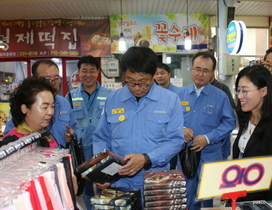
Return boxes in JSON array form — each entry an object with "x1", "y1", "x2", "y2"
[
  {"x1": 197, "y1": 156, "x2": 272, "y2": 200},
  {"x1": 110, "y1": 14, "x2": 209, "y2": 53},
  {"x1": 270, "y1": 16, "x2": 272, "y2": 47},
  {"x1": 226, "y1": 20, "x2": 246, "y2": 55},
  {"x1": 0, "y1": 19, "x2": 111, "y2": 58}
]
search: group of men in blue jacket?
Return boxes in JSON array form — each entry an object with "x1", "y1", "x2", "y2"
[{"x1": 4, "y1": 47, "x2": 236, "y2": 210}]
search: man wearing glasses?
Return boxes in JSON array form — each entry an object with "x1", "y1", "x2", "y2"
[
  {"x1": 263, "y1": 47, "x2": 272, "y2": 74},
  {"x1": 177, "y1": 52, "x2": 236, "y2": 210},
  {"x1": 65, "y1": 55, "x2": 112, "y2": 210},
  {"x1": 4, "y1": 59, "x2": 77, "y2": 148},
  {"x1": 92, "y1": 47, "x2": 184, "y2": 207}
]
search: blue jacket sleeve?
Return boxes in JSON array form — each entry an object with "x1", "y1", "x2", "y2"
[{"x1": 3, "y1": 117, "x2": 14, "y2": 136}]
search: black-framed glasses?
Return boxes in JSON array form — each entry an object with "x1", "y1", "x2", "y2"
[
  {"x1": 264, "y1": 64, "x2": 272, "y2": 69},
  {"x1": 192, "y1": 67, "x2": 212, "y2": 75},
  {"x1": 125, "y1": 81, "x2": 150, "y2": 88},
  {"x1": 43, "y1": 76, "x2": 61, "y2": 84},
  {"x1": 235, "y1": 89, "x2": 259, "y2": 96}
]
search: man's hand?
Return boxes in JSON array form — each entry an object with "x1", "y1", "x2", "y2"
[
  {"x1": 64, "y1": 125, "x2": 74, "y2": 143},
  {"x1": 95, "y1": 182, "x2": 110, "y2": 190},
  {"x1": 184, "y1": 128, "x2": 194, "y2": 143},
  {"x1": 190, "y1": 135, "x2": 208, "y2": 152},
  {"x1": 118, "y1": 154, "x2": 146, "y2": 176}
]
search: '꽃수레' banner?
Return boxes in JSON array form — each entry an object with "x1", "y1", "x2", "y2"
[{"x1": 110, "y1": 14, "x2": 209, "y2": 53}]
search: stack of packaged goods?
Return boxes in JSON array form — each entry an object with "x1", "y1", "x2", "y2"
[
  {"x1": 143, "y1": 169, "x2": 187, "y2": 210},
  {"x1": 90, "y1": 187, "x2": 141, "y2": 210}
]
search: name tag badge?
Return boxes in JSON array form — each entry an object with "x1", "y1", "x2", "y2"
[
  {"x1": 181, "y1": 101, "x2": 189, "y2": 106},
  {"x1": 73, "y1": 102, "x2": 81, "y2": 106},
  {"x1": 112, "y1": 108, "x2": 124, "y2": 114}
]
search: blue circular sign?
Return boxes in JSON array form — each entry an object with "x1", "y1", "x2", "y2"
[{"x1": 226, "y1": 20, "x2": 246, "y2": 55}]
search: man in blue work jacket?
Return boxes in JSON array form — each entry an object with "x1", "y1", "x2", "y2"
[
  {"x1": 154, "y1": 62, "x2": 180, "y2": 94},
  {"x1": 177, "y1": 52, "x2": 236, "y2": 210},
  {"x1": 65, "y1": 55, "x2": 112, "y2": 210},
  {"x1": 154, "y1": 62, "x2": 181, "y2": 169},
  {"x1": 92, "y1": 46, "x2": 184, "y2": 208},
  {"x1": 4, "y1": 59, "x2": 77, "y2": 148}
]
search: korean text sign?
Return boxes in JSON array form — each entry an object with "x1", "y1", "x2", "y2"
[
  {"x1": 0, "y1": 19, "x2": 111, "y2": 58},
  {"x1": 110, "y1": 14, "x2": 209, "y2": 53},
  {"x1": 197, "y1": 157, "x2": 272, "y2": 200}
]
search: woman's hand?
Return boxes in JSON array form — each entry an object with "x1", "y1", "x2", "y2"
[{"x1": 64, "y1": 125, "x2": 74, "y2": 143}]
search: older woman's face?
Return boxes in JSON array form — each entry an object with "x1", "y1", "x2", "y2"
[
  {"x1": 236, "y1": 76, "x2": 267, "y2": 114},
  {"x1": 23, "y1": 90, "x2": 54, "y2": 132}
]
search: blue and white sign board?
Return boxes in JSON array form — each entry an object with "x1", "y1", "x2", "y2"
[{"x1": 227, "y1": 20, "x2": 246, "y2": 55}]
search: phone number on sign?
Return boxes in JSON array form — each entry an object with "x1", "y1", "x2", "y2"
[
  {"x1": 50, "y1": 51, "x2": 79, "y2": 56},
  {"x1": 19, "y1": 51, "x2": 38, "y2": 56}
]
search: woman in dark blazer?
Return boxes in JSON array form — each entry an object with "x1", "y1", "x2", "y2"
[{"x1": 233, "y1": 65, "x2": 272, "y2": 202}]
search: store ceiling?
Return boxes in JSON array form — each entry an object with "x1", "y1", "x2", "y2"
[{"x1": 0, "y1": 0, "x2": 272, "y2": 20}]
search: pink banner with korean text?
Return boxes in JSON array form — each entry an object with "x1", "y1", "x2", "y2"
[
  {"x1": 0, "y1": 19, "x2": 111, "y2": 58},
  {"x1": 110, "y1": 14, "x2": 210, "y2": 53}
]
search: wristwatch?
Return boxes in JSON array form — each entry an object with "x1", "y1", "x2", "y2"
[{"x1": 143, "y1": 153, "x2": 152, "y2": 170}]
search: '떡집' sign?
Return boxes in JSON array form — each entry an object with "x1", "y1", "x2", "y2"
[{"x1": 0, "y1": 19, "x2": 111, "y2": 58}]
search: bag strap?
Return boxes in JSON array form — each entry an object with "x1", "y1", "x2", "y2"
[{"x1": 68, "y1": 92, "x2": 73, "y2": 109}]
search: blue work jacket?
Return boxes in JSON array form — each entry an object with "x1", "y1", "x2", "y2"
[
  {"x1": 167, "y1": 82, "x2": 180, "y2": 94},
  {"x1": 178, "y1": 83, "x2": 236, "y2": 162},
  {"x1": 93, "y1": 83, "x2": 184, "y2": 189},
  {"x1": 66, "y1": 82, "x2": 112, "y2": 149}
]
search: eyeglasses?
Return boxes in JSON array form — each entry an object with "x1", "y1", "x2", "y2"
[
  {"x1": 235, "y1": 89, "x2": 259, "y2": 96},
  {"x1": 192, "y1": 67, "x2": 212, "y2": 75},
  {"x1": 80, "y1": 70, "x2": 98, "y2": 75},
  {"x1": 43, "y1": 76, "x2": 61, "y2": 84},
  {"x1": 125, "y1": 81, "x2": 150, "y2": 88},
  {"x1": 264, "y1": 64, "x2": 272, "y2": 70}
]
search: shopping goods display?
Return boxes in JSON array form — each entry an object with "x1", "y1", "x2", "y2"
[
  {"x1": 143, "y1": 169, "x2": 187, "y2": 209},
  {"x1": 91, "y1": 187, "x2": 141, "y2": 210},
  {"x1": 0, "y1": 131, "x2": 77, "y2": 210}
]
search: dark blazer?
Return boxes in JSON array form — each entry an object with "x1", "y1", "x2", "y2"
[{"x1": 232, "y1": 121, "x2": 272, "y2": 202}]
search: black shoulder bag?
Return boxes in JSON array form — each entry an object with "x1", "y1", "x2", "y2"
[
  {"x1": 179, "y1": 143, "x2": 201, "y2": 179},
  {"x1": 68, "y1": 135, "x2": 85, "y2": 196}
]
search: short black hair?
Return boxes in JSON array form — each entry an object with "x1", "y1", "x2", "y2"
[
  {"x1": 121, "y1": 46, "x2": 158, "y2": 76},
  {"x1": 32, "y1": 59, "x2": 59, "y2": 77},
  {"x1": 9, "y1": 77, "x2": 55, "y2": 126},
  {"x1": 192, "y1": 51, "x2": 216, "y2": 70},
  {"x1": 264, "y1": 47, "x2": 272, "y2": 61},
  {"x1": 157, "y1": 63, "x2": 171, "y2": 73},
  {"x1": 77, "y1": 55, "x2": 100, "y2": 70}
]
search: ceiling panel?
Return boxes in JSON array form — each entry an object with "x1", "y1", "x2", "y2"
[{"x1": 0, "y1": 0, "x2": 272, "y2": 20}]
